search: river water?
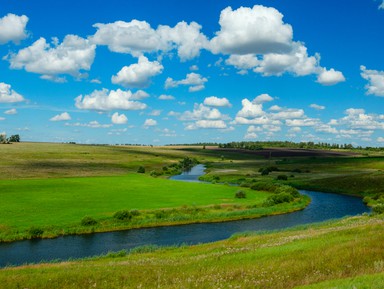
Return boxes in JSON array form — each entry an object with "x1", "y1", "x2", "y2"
[{"x1": 0, "y1": 165, "x2": 369, "y2": 267}]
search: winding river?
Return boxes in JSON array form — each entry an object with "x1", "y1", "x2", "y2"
[{"x1": 0, "y1": 165, "x2": 369, "y2": 268}]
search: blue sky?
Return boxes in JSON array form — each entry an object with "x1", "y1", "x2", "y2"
[{"x1": 0, "y1": 0, "x2": 383, "y2": 145}]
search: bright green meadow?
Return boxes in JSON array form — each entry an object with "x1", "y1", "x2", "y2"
[{"x1": 0, "y1": 142, "x2": 383, "y2": 288}]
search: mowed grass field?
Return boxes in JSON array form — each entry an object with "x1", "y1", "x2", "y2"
[
  {"x1": 2, "y1": 142, "x2": 310, "y2": 242},
  {"x1": 0, "y1": 174, "x2": 268, "y2": 230},
  {"x1": 0, "y1": 215, "x2": 383, "y2": 288}
]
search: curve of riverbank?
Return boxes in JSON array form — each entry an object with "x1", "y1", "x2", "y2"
[{"x1": 0, "y1": 165, "x2": 369, "y2": 267}]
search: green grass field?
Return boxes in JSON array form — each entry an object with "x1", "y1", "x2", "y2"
[
  {"x1": 1, "y1": 215, "x2": 383, "y2": 288},
  {"x1": 0, "y1": 142, "x2": 314, "y2": 242},
  {"x1": 1, "y1": 142, "x2": 383, "y2": 288},
  {"x1": 1, "y1": 173, "x2": 293, "y2": 241}
]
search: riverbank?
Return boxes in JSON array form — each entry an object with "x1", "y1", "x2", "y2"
[
  {"x1": 1, "y1": 215, "x2": 383, "y2": 288},
  {"x1": 0, "y1": 171, "x2": 310, "y2": 243}
]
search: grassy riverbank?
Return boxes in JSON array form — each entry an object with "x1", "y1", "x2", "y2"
[
  {"x1": 1, "y1": 215, "x2": 383, "y2": 288},
  {"x1": 0, "y1": 173, "x2": 310, "y2": 242},
  {"x1": 0, "y1": 142, "x2": 311, "y2": 242}
]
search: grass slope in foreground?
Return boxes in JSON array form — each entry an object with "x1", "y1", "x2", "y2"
[
  {"x1": 0, "y1": 173, "x2": 307, "y2": 242},
  {"x1": 0, "y1": 215, "x2": 383, "y2": 288}
]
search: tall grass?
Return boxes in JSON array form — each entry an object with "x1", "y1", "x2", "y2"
[{"x1": 0, "y1": 215, "x2": 383, "y2": 288}]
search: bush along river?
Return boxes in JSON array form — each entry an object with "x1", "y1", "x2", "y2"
[{"x1": 0, "y1": 165, "x2": 369, "y2": 268}]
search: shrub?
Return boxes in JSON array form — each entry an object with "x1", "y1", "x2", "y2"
[
  {"x1": 113, "y1": 210, "x2": 132, "y2": 221},
  {"x1": 260, "y1": 168, "x2": 270, "y2": 176},
  {"x1": 235, "y1": 190, "x2": 247, "y2": 199},
  {"x1": 81, "y1": 216, "x2": 98, "y2": 226},
  {"x1": 275, "y1": 185, "x2": 300, "y2": 198},
  {"x1": 137, "y1": 166, "x2": 145, "y2": 173},
  {"x1": 276, "y1": 175, "x2": 288, "y2": 181},
  {"x1": 150, "y1": 170, "x2": 162, "y2": 177},
  {"x1": 373, "y1": 204, "x2": 384, "y2": 215},
  {"x1": 250, "y1": 181, "x2": 279, "y2": 192},
  {"x1": 263, "y1": 193, "x2": 294, "y2": 207},
  {"x1": 28, "y1": 226, "x2": 44, "y2": 238}
]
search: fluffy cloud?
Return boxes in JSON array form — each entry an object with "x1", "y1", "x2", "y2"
[
  {"x1": 111, "y1": 112, "x2": 128, "y2": 124},
  {"x1": 203, "y1": 96, "x2": 231, "y2": 107},
  {"x1": 317, "y1": 68, "x2": 346, "y2": 86},
  {"x1": 285, "y1": 118, "x2": 320, "y2": 127},
  {"x1": 143, "y1": 118, "x2": 157, "y2": 128},
  {"x1": 180, "y1": 103, "x2": 223, "y2": 121},
  {"x1": 186, "y1": 120, "x2": 227, "y2": 130},
  {"x1": 310, "y1": 104, "x2": 325, "y2": 110},
  {"x1": 92, "y1": 20, "x2": 163, "y2": 56},
  {"x1": 210, "y1": 5, "x2": 293, "y2": 55},
  {"x1": 236, "y1": 99, "x2": 264, "y2": 118},
  {"x1": 211, "y1": 6, "x2": 344, "y2": 85},
  {"x1": 272, "y1": 108, "x2": 305, "y2": 119},
  {"x1": 244, "y1": 132, "x2": 258, "y2": 139},
  {"x1": 0, "y1": 82, "x2": 25, "y2": 103},
  {"x1": 254, "y1": 43, "x2": 319, "y2": 77},
  {"x1": 157, "y1": 21, "x2": 209, "y2": 61},
  {"x1": 253, "y1": 93, "x2": 274, "y2": 104},
  {"x1": 179, "y1": 103, "x2": 229, "y2": 130},
  {"x1": 75, "y1": 88, "x2": 147, "y2": 111},
  {"x1": 233, "y1": 115, "x2": 277, "y2": 125},
  {"x1": 4, "y1": 108, "x2": 17, "y2": 115},
  {"x1": 315, "y1": 124, "x2": 338, "y2": 134},
  {"x1": 91, "y1": 20, "x2": 208, "y2": 61},
  {"x1": 50, "y1": 112, "x2": 71, "y2": 122},
  {"x1": 111, "y1": 56, "x2": 163, "y2": 88},
  {"x1": 7, "y1": 35, "x2": 96, "y2": 79},
  {"x1": 0, "y1": 13, "x2": 29, "y2": 44},
  {"x1": 379, "y1": 1, "x2": 384, "y2": 9},
  {"x1": 360, "y1": 66, "x2": 384, "y2": 96},
  {"x1": 225, "y1": 54, "x2": 260, "y2": 72},
  {"x1": 339, "y1": 108, "x2": 384, "y2": 130},
  {"x1": 158, "y1": 94, "x2": 175, "y2": 100},
  {"x1": 165, "y1": 73, "x2": 207, "y2": 92}
]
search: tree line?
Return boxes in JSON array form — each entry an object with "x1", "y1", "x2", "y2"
[{"x1": 0, "y1": 134, "x2": 20, "y2": 144}]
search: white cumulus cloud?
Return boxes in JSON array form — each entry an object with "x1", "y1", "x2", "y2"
[
  {"x1": 203, "y1": 96, "x2": 231, "y2": 107},
  {"x1": 7, "y1": 35, "x2": 96, "y2": 79},
  {"x1": 111, "y1": 112, "x2": 128, "y2": 124},
  {"x1": 210, "y1": 5, "x2": 293, "y2": 55},
  {"x1": 143, "y1": 118, "x2": 157, "y2": 128},
  {"x1": 165, "y1": 73, "x2": 207, "y2": 92},
  {"x1": 91, "y1": 20, "x2": 208, "y2": 61},
  {"x1": 111, "y1": 56, "x2": 163, "y2": 88},
  {"x1": 0, "y1": 82, "x2": 25, "y2": 103},
  {"x1": 317, "y1": 68, "x2": 346, "y2": 86},
  {"x1": 310, "y1": 104, "x2": 326, "y2": 110},
  {"x1": 360, "y1": 66, "x2": 384, "y2": 97},
  {"x1": 236, "y1": 99, "x2": 265, "y2": 118},
  {"x1": 211, "y1": 6, "x2": 344, "y2": 85},
  {"x1": 75, "y1": 88, "x2": 147, "y2": 111},
  {"x1": 50, "y1": 112, "x2": 71, "y2": 122},
  {"x1": 158, "y1": 94, "x2": 175, "y2": 100},
  {"x1": 0, "y1": 13, "x2": 29, "y2": 44},
  {"x1": 186, "y1": 120, "x2": 227, "y2": 130},
  {"x1": 180, "y1": 103, "x2": 223, "y2": 121},
  {"x1": 253, "y1": 93, "x2": 274, "y2": 104}
]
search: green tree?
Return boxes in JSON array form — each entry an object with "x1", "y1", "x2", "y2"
[{"x1": 8, "y1": 134, "x2": 20, "y2": 142}]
